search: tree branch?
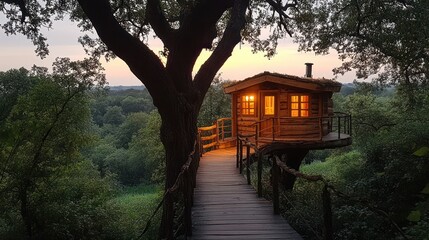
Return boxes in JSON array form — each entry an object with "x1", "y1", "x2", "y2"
[
  {"x1": 76, "y1": 0, "x2": 174, "y2": 111},
  {"x1": 165, "y1": 0, "x2": 232, "y2": 92},
  {"x1": 193, "y1": 0, "x2": 250, "y2": 103},
  {"x1": 146, "y1": 0, "x2": 175, "y2": 48}
]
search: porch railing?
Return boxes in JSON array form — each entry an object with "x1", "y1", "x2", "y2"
[
  {"x1": 198, "y1": 117, "x2": 233, "y2": 152},
  {"x1": 237, "y1": 112, "x2": 351, "y2": 146}
]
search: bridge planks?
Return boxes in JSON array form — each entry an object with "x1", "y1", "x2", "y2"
[{"x1": 191, "y1": 148, "x2": 302, "y2": 240}]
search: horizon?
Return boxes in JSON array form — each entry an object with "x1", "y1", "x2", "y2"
[{"x1": 0, "y1": 19, "x2": 357, "y2": 86}]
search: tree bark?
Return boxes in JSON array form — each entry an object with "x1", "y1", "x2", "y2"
[
  {"x1": 158, "y1": 96, "x2": 198, "y2": 239},
  {"x1": 275, "y1": 149, "x2": 309, "y2": 190}
]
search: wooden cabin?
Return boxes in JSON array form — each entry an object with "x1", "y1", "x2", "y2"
[{"x1": 224, "y1": 66, "x2": 351, "y2": 149}]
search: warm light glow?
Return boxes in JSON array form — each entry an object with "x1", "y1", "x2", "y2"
[
  {"x1": 291, "y1": 95, "x2": 309, "y2": 117},
  {"x1": 242, "y1": 95, "x2": 255, "y2": 115},
  {"x1": 291, "y1": 110, "x2": 299, "y2": 117},
  {"x1": 264, "y1": 96, "x2": 275, "y2": 115},
  {"x1": 301, "y1": 95, "x2": 309, "y2": 102}
]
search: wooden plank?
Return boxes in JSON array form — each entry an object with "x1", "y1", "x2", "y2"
[
  {"x1": 202, "y1": 141, "x2": 217, "y2": 149},
  {"x1": 201, "y1": 134, "x2": 217, "y2": 141},
  {"x1": 199, "y1": 125, "x2": 216, "y2": 131},
  {"x1": 191, "y1": 148, "x2": 302, "y2": 240}
]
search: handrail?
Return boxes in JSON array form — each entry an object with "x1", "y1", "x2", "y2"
[
  {"x1": 236, "y1": 136, "x2": 408, "y2": 240},
  {"x1": 198, "y1": 118, "x2": 233, "y2": 153},
  {"x1": 237, "y1": 113, "x2": 352, "y2": 147},
  {"x1": 139, "y1": 138, "x2": 200, "y2": 239}
]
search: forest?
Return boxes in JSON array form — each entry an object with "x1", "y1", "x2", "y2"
[
  {"x1": 1, "y1": 63, "x2": 428, "y2": 239},
  {"x1": 0, "y1": 66, "x2": 230, "y2": 239}
]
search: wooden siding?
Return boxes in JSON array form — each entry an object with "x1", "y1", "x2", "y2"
[
  {"x1": 234, "y1": 83, "x2": 335, "y2": 140},
  {"x1": 278, "y1": 118, "x2": 320, "y2": 139}
]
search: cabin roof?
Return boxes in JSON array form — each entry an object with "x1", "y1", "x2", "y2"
[{"x1": 224, "y1": 71, "x2": 342, "y2": 93}]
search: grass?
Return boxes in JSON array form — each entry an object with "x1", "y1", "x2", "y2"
[{"x1": 107, "y1": 184, "x2": 163, "y2": 240}]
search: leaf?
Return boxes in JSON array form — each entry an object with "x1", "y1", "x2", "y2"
[
  {"x1": 407, "y1": 210, "x2": 421, "y2": 222},
  {"x1": 421, "y1": 183, "x2": 429, "y2": 195},
  {"x1": 413, "y1": 147, "x2": 429, "y2": 157}
]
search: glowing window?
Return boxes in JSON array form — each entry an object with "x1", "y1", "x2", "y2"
[
  {"x1": 242, "y1": 95, "x2": 255, "y2": 115},
  {"x1": 264, "y1": 96, "x2": 275, "y2": 115},
  {"x1": 291, "y1": 95, "x2": 309, "y2": 117}
]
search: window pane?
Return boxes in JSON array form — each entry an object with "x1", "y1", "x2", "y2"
[
  {"x1": 291, "y1": 110, "x2": 299, "y2": 117},
  {"x1": 291, "y1": 95, "x2": 299, "y2": 102},
  {"x1": 301, "y1": 95, "x2": 309, "y2": 102},
  {"x1": 301, "y1": 110, "x2": 309, "y2": 117},
  {"x1": 264, "y1": 96, "x2": 275, "y2": 115},
  {"x1": 242, "y1": 94, "x2": 255, "y2": 115},
  {"x1": 291, "y1": 103, "x2": 299, "y2": 109},
  {"x1": 301, "y1": 103, "x2": 309, "y2": 110}
]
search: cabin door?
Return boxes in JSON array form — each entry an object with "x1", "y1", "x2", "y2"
[{"x1": 260, "y1": 92, "x2": 278, "y2": 138}]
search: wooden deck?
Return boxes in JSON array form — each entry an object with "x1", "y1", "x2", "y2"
[{"x1": 191, "y1": 148, "x2": 302, "y2": 240}]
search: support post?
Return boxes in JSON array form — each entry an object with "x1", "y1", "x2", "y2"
[
  {"x1": 236, "y1": 137, "x2": 239, "y2": 168},
  {"x1": 257, "y1": 151, "x2": 262, "y2": 197},
  {"x1": 337, "y1": 116, "x2": 341, "y2": 139},
  {"x1": 239, "y1": 140, "x2": 243, "y2": 174},
  {"x1": 246, "y1": 145, "x2": 251, "y2": 185},
  {"x1": 255, "y1": 123, "x2": 259, "y2": 147},
  {"x1": 272, "y1": 156, "x2": 280, "y2": 214}
]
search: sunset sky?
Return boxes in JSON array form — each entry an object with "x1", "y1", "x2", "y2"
[{"x1": 0, "y1": 19, "x2": 355, "y2": 86}]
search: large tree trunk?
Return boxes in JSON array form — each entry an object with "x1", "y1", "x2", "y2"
[{"x1": 158, "y1": 97, "x2": 199, "y2": 239}]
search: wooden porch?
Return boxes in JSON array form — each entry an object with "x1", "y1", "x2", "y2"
[{"x1": 199, "y1": 113, "x2": 352, "y2": 152}]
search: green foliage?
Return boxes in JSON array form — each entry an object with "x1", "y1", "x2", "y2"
[
  {"x1": 284, "y1": 88, "x2": 429, "y2": 239},
  {"x1": 0, "y1": 59, "x2": 127, "y2": 238},
  {"x1": 198, "y1": 77, "x2": 232, "y2": 126},
  {"x1": 128, "y1": 111, "x2": 165, "y2": 184},
  {"x1": 103, "y1": 105, "x2": 126, "y2": 125},
  {"x1": 295, "y1": 0, "x2": 429, "y2": 91},
  {"x1": 107, "y1": 184, "x2": 162, "y2": 240},
  {"x1": 116, "y1": 112, "x2": 149, "y2": 149}
]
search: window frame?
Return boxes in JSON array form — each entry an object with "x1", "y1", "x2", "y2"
[
  {"x1": 263, "y1": 95, "x2": 276, "y2": 116},
  {"x1": 290, "y1": 94, "x2": 310, "y2": 117},
  {"x1": 241, "y1": 94, "x2": 256, "y2": 116}
]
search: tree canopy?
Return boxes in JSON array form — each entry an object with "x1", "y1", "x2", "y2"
[{"x1": 294, "y1": 0, "x2": 429, "y2": 90}]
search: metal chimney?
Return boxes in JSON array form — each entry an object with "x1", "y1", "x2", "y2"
[{"x1": 305, "y1": 63, "x2": 313, "y2": 78}]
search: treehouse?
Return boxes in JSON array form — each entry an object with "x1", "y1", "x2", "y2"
[{"x1": 223, "y1": 63, "x2": 352, "y2": 150}]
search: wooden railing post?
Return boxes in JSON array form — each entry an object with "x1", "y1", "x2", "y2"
[
  {"x1": 272, "y1": 156, "x2": 280, "y2": 214},
  {"x1": 222, "y1": 119, "x2": 225, "y2": 141},
  {"x1": 236, "y1": 137, "x2": 239, "y2": 168},
  {"x1": 239, "y1": 140, "x2": 243, "y2": 174},
  {"x1": 337, "y1": 116, "x2": 341, "y2": 139},
  {"x1": 257, "y1": 151, "x2": 262, "y2": 197},
  {"x1": 246, "y1": 144, "x2": 251, "y2": 185},
  {"x1": 349, "y1": 115, "x2": 352, "y2": 136},
  {"x1": 255, "y1": 123, "x2": 259, "y2": 147}
]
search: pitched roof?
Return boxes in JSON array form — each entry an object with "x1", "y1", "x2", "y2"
[{"x1": 224, "y1": 71, "x2": 342, "y2": 93}]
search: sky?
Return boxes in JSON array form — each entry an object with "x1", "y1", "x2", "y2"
[{"x1": 0, "y1": 19, "x2": 355, "y2": 86}]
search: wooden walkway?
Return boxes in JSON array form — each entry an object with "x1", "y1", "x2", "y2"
[{"x1": 191, "y1": 148, "x2": 302, "y2": 240}]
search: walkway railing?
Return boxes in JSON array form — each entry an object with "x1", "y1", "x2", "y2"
[
  {"x1": 139, "y1": 138, "x2": 200, "y2": 239},
  {"x1": 140, "y1": 121, "x2": 230, "y2": 239},
  {"x1": 236, "y1": 137, "x2": 408, "y2": 240},
  {"x1": 198, "y1": 117, "x2": 232, "y2": 152}
]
